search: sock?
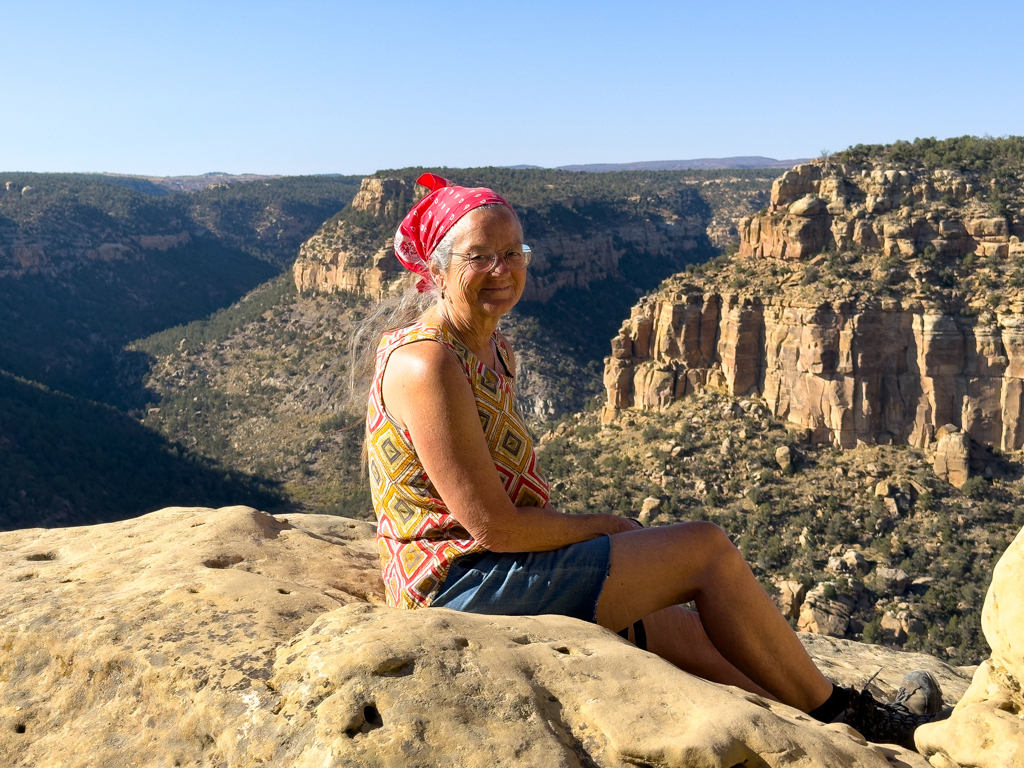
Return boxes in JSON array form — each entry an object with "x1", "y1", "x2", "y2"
[{"x1": 809, "y1": 685, "x2": 851, "y2": 723}]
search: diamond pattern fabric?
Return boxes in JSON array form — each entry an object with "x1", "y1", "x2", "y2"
[{"x1": 367, "y1": 323, "x2": 550, "y2": 609}]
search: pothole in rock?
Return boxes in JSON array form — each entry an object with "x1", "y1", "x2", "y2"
[
  {"x1": 203, "y1": 555, "x2": 244, "y2": 569},
  {"x1": 25, "y1": 552, "x2": 56, "y2": 562},
  {"x1": 344, "y1": 704, "x2": 384, "y2": 738}
]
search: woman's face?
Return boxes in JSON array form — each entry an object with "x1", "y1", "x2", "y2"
[{"x1": 433, "y1": 206, "x2": 526, "y2": 324}]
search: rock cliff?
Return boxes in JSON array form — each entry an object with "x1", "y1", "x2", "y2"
[
  {"x1": 293, "y1": 175, "x2": 709, "y2": 303},
  {"x1": 5, "y1": 505, "x2": 1013, "y2": 767},
  {"x1": 603, "y1": 157, "x2": 1024, "y2": 462}
]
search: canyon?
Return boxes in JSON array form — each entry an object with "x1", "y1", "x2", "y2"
[
  {"x1": 603, "y1": 159, "x2": 1024, "y2": 466},
  {"x1": 292, "y1": 175, "x2": 711, "y2": 303}
]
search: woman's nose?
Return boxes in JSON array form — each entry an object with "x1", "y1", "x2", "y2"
[{"x1": 489, "y1": 254, "x2": 512, "y2": 274}]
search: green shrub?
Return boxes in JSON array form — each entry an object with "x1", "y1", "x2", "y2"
[
  {"x1": 862, "y1": 617, "x2": 883, "y2": 644},
  {"x1": 960, "y1": 476, "x2": 987, "y2": 499}
]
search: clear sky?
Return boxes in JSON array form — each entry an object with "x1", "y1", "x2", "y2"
[{"x1": 2, "y1": 0, "x2": 1022, "y2": 176}]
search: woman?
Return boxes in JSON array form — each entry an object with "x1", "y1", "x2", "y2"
[{"x1": 365, "y1": 173, "x2": 943, "y2": 750}]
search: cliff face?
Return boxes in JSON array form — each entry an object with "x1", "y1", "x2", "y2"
[
  {"x1": 293, "y1": 175, "x2": 708, "y2": 303},
  {"x1": 606, "y1": 293, "x2": 1024, "y2": 452},
  {"x1": 738, "y1": 162, "x2": 1023, "y2": 264},
  {"x1": 604, "y1": 160, "x2": 1024, "y2": 454},
  {"x1": 293, "y1": 178, "x2": 420, "y2": 298}
]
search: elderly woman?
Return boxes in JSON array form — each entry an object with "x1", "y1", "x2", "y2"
[{"x1": 365, "y1": 173, "x2": 943, "y2": 749}]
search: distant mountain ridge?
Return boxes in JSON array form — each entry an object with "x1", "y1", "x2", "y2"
[{"x1": 555, "y1": 157, "x2": 811, "y2": 172}]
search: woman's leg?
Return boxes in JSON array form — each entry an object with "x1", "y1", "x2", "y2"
[
  {"x1": 595, "y1": 521, "x2": 833, "y2": 713},
  {"x1": 633, "y1": 605, "x2": 776, "y2": 700}
]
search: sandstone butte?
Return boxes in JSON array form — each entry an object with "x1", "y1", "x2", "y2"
[
  {"x1": 602, "y1": 162, "x2": 1024, "y2": 487},
  {"x1": 2, "y1": 505, "x2": 1021, "y2": 767},
  {"x1": 291, "y1": 177, "x2": 706, "y2": 304}
]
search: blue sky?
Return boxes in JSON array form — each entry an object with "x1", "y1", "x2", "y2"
[{"x1": 2, "y1": 0, "x2": 1022, "y2": 176}]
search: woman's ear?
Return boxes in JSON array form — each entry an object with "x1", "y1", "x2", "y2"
[{"x1": 428, "y1": 261, "x2": 445, "y2": 292}]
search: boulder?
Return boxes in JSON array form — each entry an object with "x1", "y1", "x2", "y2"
[
  {"x1": 789, "y1": 195, "x2": 827, "y2": 217},
  {"x1": 797, "y1": 583, "x2": 853, "y2": 637},
  {"x1": 0, "y1": 505, "x2": 947, "y2": 767},
  {"x1": 774, "y1": 579, "x2": 808, "y2": 620},
  {"x1": 933, "y1": 430, "x2": 970, "y2": 489},
  {"x1": 873, "y1": 567, "x2": 911, "y2": 595},
  {"x1": 842, "y1": 549, "x2": 871, "y2": 576},
  {"x1": 776, "y1": 445, "x2": 794, "y2": 472},
  {"x1": 917, "y1": 524, "x2": 1024, "y2": 765},
  {"x1": 638, "y1": 496, "x2": 662, "y2": 524}
]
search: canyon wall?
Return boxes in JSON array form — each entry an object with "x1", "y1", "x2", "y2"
[
  {"x1": 605, "y1": 292, "x2": 1024, "y2": 451},
  {"x1": 293, "y1": 176, "x2": 707, "y2": 303},
  {"x1": 604, "y1": 160, "x2": 1024, "y2": 453},
  {"x1": 738, "y1": 162, "x2": 1024, "y2": 265}
]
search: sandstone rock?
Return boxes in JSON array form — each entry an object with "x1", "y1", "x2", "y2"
[
  {"x1": 774, "y1": 579, "x2": 808, "y2": 620},
  {"x1": 603, "y1": 160, "x2": 1024, "y2": 459},
  {"x1": 881, "y1": 611, "x2": 908, "y2": 643},
  {"x1": 0, "y1": 506, "x2": 941, "y2": 767},
  {"x1": 916, "y1": 524, "x2": 1024, "y2": 765},
  {"x1": 874, "y1": 567, "x2": 911, "y2": 595},
  {"x1": 798, "y1": 583, "x2": 853, "y2": 637},
  {"x1": 776, "y1": 445, "x2": 794, "y2": 472},
  {"x1": 789, "y1": 195, "x2": 828, "y2": 217},
  {"x1": 638, "y1": 496, "x2": 662, "y2": 524},
  {"x1": 603, "y1": 291, "x2": 1024, "y2": 455},
  {"x1": 875, "y1": 480, "x2": 893, "y2": 497},
  {"x1": 843, "y1": 549, "x2": 871, "y2": 575},
  {"x1": 934, "y1": 431, "x2": 970, "y2": 488}
]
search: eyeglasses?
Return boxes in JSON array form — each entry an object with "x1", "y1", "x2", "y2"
[{"x1": 451, "y1": 244, "x2": 533, "y2": 273}]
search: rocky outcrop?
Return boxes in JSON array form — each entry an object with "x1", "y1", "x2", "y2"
[
  {"x1": 916, "y1": 524, "x2": 1024, "y2": 767},
  {"x1": 932, "y1": 425, "x2": 971, "y2": 488},
  {"x1": 293, "y1": 176, "x2": 707, "y2": 302},
  {"x1": 293, "y1": 178, "x2": 420, "y2": 298},
  {"x1": 603, "y1": 159, "x2": 1024, "y2": 457},
  {"x1": 0, "y1": 505, "x2": 992, "y2": 766},
  {"x1": 604, "y1": 291, "x2": 1024, "y2": 453},
  {"x1": 739, "y1": 162, "x2": 1023, "y2": 264}
]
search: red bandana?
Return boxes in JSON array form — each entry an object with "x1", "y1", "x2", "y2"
[{"x1": 394, "y1": 173, "x2": 516, "y2": 292}]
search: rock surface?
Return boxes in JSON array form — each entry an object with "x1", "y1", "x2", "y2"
[
  {"x1": 916, "y1": 523, "x2": 1024, "y2": 767},
  {"x1": 293, "y1": 176, "x2": 706, "y2": 303},
  {"x1": 0, "y1": 506, "x2": 994, "y2": 767},
  {"x1": 602, "y1": 160, "x2": 1024, "y2": 460}
]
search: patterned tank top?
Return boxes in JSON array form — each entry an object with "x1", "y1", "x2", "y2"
[{"x1": 366, "y1": 322, "x2": 550, "y2": 609}]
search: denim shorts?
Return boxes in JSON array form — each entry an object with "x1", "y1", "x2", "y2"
[{"x1": 430, "y1": 535, "x2": 611, "y2": 622}]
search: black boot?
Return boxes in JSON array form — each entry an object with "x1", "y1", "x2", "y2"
[{"x1": 835, "y1": 682, "x2": 950, "y2": 751}]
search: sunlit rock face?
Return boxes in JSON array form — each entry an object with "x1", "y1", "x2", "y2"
[
  {"x1": 293, "y1": 176, "x2": 706, "y2": 303},
  {"x1": 0, "y1": 504, "x2": 993, "y2": 767},
  {"x1": 603, "y1": 160, "x2": 1024, "y2": 455},
  {"x1": 605, "y1": 294, "x2": 1024, "y2": 452}
]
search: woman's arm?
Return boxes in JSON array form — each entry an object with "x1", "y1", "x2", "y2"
[{"x1": 382, "y1": 340, "x2": 635, "y2": 552}]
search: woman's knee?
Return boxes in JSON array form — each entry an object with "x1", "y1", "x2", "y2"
[
  {"x1": 676, "y1": 521, "x2": 743, "y2": 577},
  {"x1": 680, "y1": 520, "x2": 735, "y2": 555}
]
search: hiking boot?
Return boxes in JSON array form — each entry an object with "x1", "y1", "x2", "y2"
[
  {"x1": 893, "y1": 670, "x2": 944, "y2": 716},
  {"x1": 836, "y1": 685, "x2": 950, "y2": 751}
]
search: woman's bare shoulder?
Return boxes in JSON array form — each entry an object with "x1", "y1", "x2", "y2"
[{"x1": 381, "y1": 339, "x2": 470, "y2": 423}]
